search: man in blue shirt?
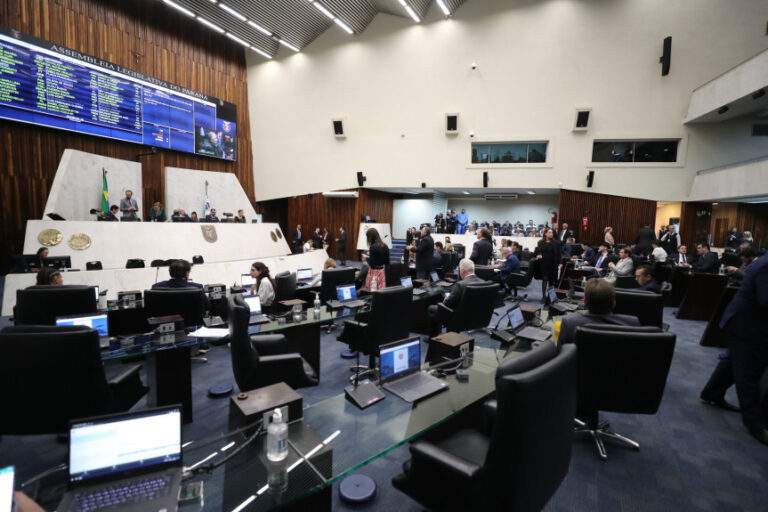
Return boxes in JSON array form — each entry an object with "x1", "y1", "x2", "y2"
[
  {"x1": 457, "y1": 209, "x2": 468, "y2": 234},
  {"x1": 493, "y1": 247, "x2": 521, "y2": 285},
  {"x1": 579, "y1": 241, "x2": 596, "y2": 266}
]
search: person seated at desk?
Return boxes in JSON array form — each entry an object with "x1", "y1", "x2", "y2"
[
  {"x1": 594, "y1": 243, "x2": 612, "y2": 274},
  {"x1": 249, "y1": 261, "x2": 276, "y2": 309},
  {"x1": 604, "y1": 247, "x2": 633, "y2": 284},
  {"x1": 576, "y1": 241, "x2": 596, "y2": 266},
  {"x1": 650, "y1": 239, "x2": 668, "y2": 263},
  {"x1": 635, "y1": 265, "x2": 661, "y2": 292},
  {"x1": 433, "y1": 241, "x2": 444, "y2": 269},
  {"x1": 171, "y1": 208, "x2": 193, "y2": 222},
  {"x1": 673, "y1": 245, "x2": 691, "y2": 266},
  {"x1": 149, "y1": 202, "x2": 167, "y2": 222},
  {"x1": 309, "y1": 258, "x2": 337, "y2": 287},
  {"x1": 153, "y1": 259, "x2": 203, "y2": 290},
  {"x1": 493, "y1": 246, "x2": 521, "y2": 285},
  {"x1": 726, "y1": 248, "x2": 757, "y2": 287},
  {"x1": 427, "y1": 258, "x2": 485, "y2": 331},
  {"x1": 509, "y1": 241, "x2": 523, "y2": 260},
  {"x1": 35, "y1": 267, "x2": 63, "y2": 285},
  {"x1": 204, "y1": 208, "x2": 220, "y2": 222},
  {"x1": 30, "y1": 247, "x2": 48, "y2": 272},
  {"x1": 191, "y1": 211, "x2": 199, "y2": 222},
  {"x1": 234, "y1": 209, "x2": 246, "y2": 223},
  {"x1": 685, "y1": 243, "x2": 718, "y2": 273},
  {"x1": 99, "y1": 204, "x2": 120, "y2": 222},
  {"x1": 444, "y1": 236, "x2": 453, "y2": 252},
  {"x1": 558, "y1": 279, "x2": 641, "y2": 345}
]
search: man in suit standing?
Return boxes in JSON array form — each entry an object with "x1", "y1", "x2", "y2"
[
  {"x1": 470, "y1": 228, "x2": 494, "y2": 266},
  {"x1": 335, "y1": 226, "x2": 347, "y2": 265},
  {"x1": 717, "y1": 254, "x2": 768, "y2": 445},
  {"x1": 457, "y1": 209, "x2": 468, "y2": 234},
  {"x1": 292, "y1": 224, "x2": 303, "y2": 254},
  {"x1": 726, "y1": 226, "x2": 743, "y2": 249},
  {"x1": 204, "y1": 208, "x2": 220, "y2": 222},
  {"x1": 312, "y1": 227, "x2": 323, "y2": 250},
  {"x1": 686, "y1": 243, "x2": 718, "y2": 273},
  {"x1": 558, "y1": 279, "x2": 641, "y2": 345},
  {"x1": 558, "y1": 222, "x2": 573, "y2": 243},
  {"x1": 408, "y1": 226, "x2": 434, "y2": 280},
  {"x1": 604, "y1": 247, "x2": 634, "y2": 284},
  {"x1": 634, "y1": 224, "x2": 655, "y2": 256},
  {"x1": 660, "y1": 225, "x2": 681, "y2": 255},
  {"x1": 120, "y1": 189, "x2": 138, "y2": 221}
]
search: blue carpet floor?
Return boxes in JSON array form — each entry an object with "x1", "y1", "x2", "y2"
[{"x1": 1, "y1": 275, "x2": 767, "y2": 511}]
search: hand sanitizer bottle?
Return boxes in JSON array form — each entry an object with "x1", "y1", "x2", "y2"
[{"x1": 267, "y1": 408, "x2": 288, "y2": 462}]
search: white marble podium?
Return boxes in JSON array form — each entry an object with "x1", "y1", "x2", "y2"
[{"x1": 357, "y1": 223, "x2": 392, "y2": 250}]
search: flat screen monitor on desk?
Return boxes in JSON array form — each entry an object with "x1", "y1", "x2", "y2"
[
  {"x1": 43, "y1": 256, "x2": 71, "y2": 269},
  {"x1": 144, "y1": 288, "x2": 206, "y2": 328},
  {"x1": 296, "y1": 268, "x2": 313, "y2": 282}
]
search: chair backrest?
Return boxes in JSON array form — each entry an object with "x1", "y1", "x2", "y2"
[
  {"x1": 0, "y1": 325, "x2": 112, "y2": 434},
  {"x1": 192, "y1": 255, "x2": 204, "y2": 264},
  {"x1": 474, "y1": 265, "x2": 496, "y2": 281},
  {"x1": 319, "y1": 268, "x2": 356, "y2": 303},
  {"x1": 365, "y1": 286, "x2": 413, "y2": 350},
  {"x1": 274, "y1": 271, "x2": 297, "y2": 302},
  {"x1": 446, "y1": 283, "x2": 500, "y2": 332},
  {"x1": 86, "y1": 261, "x2": 103, "y2": 271},
  {"x1": 442, "y1": 251, "x2": 458, "y2": 274},
  {"x1": 126, "y1": 258, "x2": 145, "y2": 268},
  {"x1": 15, "y1": 285, "x2": 97, "y2": 325},
  {"x1": 453, "y1": 243, "x2": 465, "y2": 260},
  {"x1": 495, "y1": 341, "x2": 558, "y2": 379},
  {"x1": 150, "y1": 259, "x2": 166, "y2": 267},
  {"x1": 720, "y1": 252, "x2": 741, "y2": 267},
  {"x1": 227, "y1": 294, "x2": 256, "y2": 390},
  {"x1": 614, "y1": 289, "x2": 664, "y2": 328},
  {"x1": 143, "y1": 288, "x2": 206, "y2": 327},
  {"x1": 614, "y1": 275, "x2": 638, "y2": 289},
  {"x1": 483, "y1": 344, "x2": 577, "y2": 511},
  {"x1": 385, "y1": 262, "x2": 405, "y2": 287},
  {"x1": 574, "y1": 326, "x2": 676, "y2": 416}
]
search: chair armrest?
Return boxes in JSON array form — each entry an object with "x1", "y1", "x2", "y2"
[
  {"x1": 337, "y1": 320, "x2": 368, "y2": 346},
  {"x1": 250, "y1": 334, "x2": 288, "y2": 355},
  {"x1": 343, "y1": 320, "x2": 368, "y2": 329},
  {"x1": 437, "y1": 303, "x2": 454, "y2": 315},
  {"x1": 409, "y1": 441, "x2": 482, "y2": 480},
  {"x1": 259, "y1": 353, "x2": 304, "y2": 365},
  {"x1": 482, "y1": 399, "x2": 498, "y2": 434},
  {"x1": 106, "y1": 363, "x2": 142, "y2": 386}
]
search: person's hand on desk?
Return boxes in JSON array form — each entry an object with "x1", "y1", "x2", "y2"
[
  {"x1": 14, "y1": 492, "x2": 46, "y2": 512},
  {"x1": 725, "y1": 266, "x2": 738, "y2": 273}
]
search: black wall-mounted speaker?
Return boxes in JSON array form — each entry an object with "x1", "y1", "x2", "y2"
[
  {"x1": 659, "y1": 36, "x2": 672, "y2": 76},
  {"x1": 586, "y1": 170, "x2": 595, "y2": 188},
  {"x1": 333, "y1": 119, "x2": 344, "y2": 136},
  {"x1": 575, "y1": 110, "x2": 590, "y2": 129},
  {"x1": 357, "y1": 171, "x2": 366, "y2": 187},
  {"x1": 421, "y1": 182, "x2": 426, "y2": 188},
  {"x1": 446, "y1": 114, "x2": 458, "y2": 132},
  {"x1": 483, "y1": 171, "x2": 489, "y2": 188}
]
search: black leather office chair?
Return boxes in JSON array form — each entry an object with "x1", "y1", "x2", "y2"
[
  {"x1": 126, "y1": 259, "x2": 145, "y2": 268},
  {"x1": 192, "y1": 255, "x2": 204, "y2": 264},
  {"x1": 392, "y1": 344, "x2": 577, "y2": 511},
  {"x1": 150, "y1": 259, "x2": 166, "y2": 267},
  {"x1": 614, "y1": 275, "x2": 638, "y2": 289},
  {"x1": 144, "y1": 288, "x2": 207, "y2": 327},
  {"x1": 453, "y1": 243, "x2": 465, "y2": 260},
  {"x1": 227, "y1": 295, "x2": 317, "y2": 391},
  {"x1": 319, "y1": 268, "x2": 356, "y2": 303},
  {"x1": 0, "y1": 325, "x2": 147, "y2": 435},
  {"x1": 437, "y1": 283, "x2": 500, "y2": 334},
  {"x1": 614, "y1": 289, "x2": 664, "y2": 328},
  {"x1": 504, "y1": 263, "x2": 535, "y2": 300},
  {"x1": 474, "y1": 265, "x2": 496, "y2": 281},
  {"x1": 337, "y1": 286, "x2": 413, "y2": 380},
  {"x1": 385, "y1": 262, "x2": 405, "y2": 287},
  {"x1": 573, "y1": 325, "x2": 676, "y2": 460},
  {"x1": 274, "y1": 271, "x2": 297, "y2": 303},
  {"x1": 86, "y1": 261, "x2": 103, "y2": 270},
  {"x1": 14, "y1": 285, "x2": 97, "y2": 325}
]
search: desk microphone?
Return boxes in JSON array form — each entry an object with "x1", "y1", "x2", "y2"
[{"x1": 154, "y1": 266, "x2": 160, "y2": 284}]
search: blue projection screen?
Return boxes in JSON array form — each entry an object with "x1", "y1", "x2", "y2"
[{"x1": 0, "y1": 25, "x2": 236, "y2": 161}]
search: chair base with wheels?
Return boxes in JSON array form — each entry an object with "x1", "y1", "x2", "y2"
[{"x1": 573, "y1": 417, "x2": 640, "y2": 461}]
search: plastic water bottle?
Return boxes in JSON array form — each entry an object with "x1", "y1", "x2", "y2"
[
  {"x1": 581, "y1": 276, "x2": 587, "y2": 289},
  {"x1": 266, "y1": 408, "x2": 288, "y2": 462},
  {"x1": 313, "y1": 292, "x2": 321, "y2": 313},
  {"x1": 718, "y1": 264, "x2": 725, "y2": 276}
]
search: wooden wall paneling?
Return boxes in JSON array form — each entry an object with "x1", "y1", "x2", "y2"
[
  {"x1": 557, "y1": 189, "x2": 657, "y2": 246},
  {"x1": 0, "y1": 0, "x2": 253, "y2": 273},
  {"x1": 710, "y1": 203, "x2": 740, "y2": 247},
  {"x1": 679, "y1": 202, "x2": 712, "y2": 248}
]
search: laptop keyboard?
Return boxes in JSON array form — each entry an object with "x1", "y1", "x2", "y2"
[
  {"x1": 70, "y1": 474, "x2": 172, "y2": 511},
  {"x1": 385, "y1": 372, "x2": 433, "y2": 394},
  {"x1": 517, "y1": 326, "x2": 552, "y2": 341}
]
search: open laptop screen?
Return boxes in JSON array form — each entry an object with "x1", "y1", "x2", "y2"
[
  {"x1": 243, "y1": 295, "x2": 262, "y2": 314},
  {"x1": 400, "y1": 276, "x2": 413, "y2": 287},
  {"x1": 296, "y1": 268, "x2": 313, "y2": 281},
  {"x1": 507, "y1": 307, "x2": 525, "y2": 330},
  {"x1": 93, "y1": 286, "x2": 99, "y2": 302},
  {"x1": 56, "y1": 313, "x2": 109, "y2": 337},
  {"x1": 69, "y1": 407, "x2": 181, "y2": 484},
  {"x1": 430, "y1": 271, "x2": 439, "y2": 282},
  {"x1": 241, "y1": 273, "x2": 256, "y2": 288},
  {"x1": 548, "y1": 288, "x2": 558, "y2": 303},
  {"x1": 379, "y1": 337, "x2": 420, "y2": 382},
  {"x1": 0, "y1": 466, "x2": 13, "y2": 512},
  {"x1": 336, "y1": 284, "x2": 357, "y2": 301}
]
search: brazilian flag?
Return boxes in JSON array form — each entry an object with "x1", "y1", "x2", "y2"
[{"x1": 101, "y1": 169, "x2": 109, "y2": 213}]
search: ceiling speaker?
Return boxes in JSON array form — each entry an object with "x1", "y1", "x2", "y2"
[{"x1": 659, "y1": 36, "x2": 672, "y2": 76}]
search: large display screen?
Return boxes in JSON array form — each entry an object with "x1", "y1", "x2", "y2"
[{"x1": 0, "y1": 25, "x2": 236, "y2": 160}]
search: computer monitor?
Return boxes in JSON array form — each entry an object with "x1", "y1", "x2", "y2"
[
  {"x1": 507, "y1": 307, "x2": 525, "y2": 330},
  {"x1": 14, "y1": 285, "x2": 98, "y2": 325},
  {"x1": 319, "y1": 268, "x2": 356, "y2": 303},
  {"x1": 243, "y1": 295, "x2": 262, "y2": 314},
  {"x1": 336, "y1": 284, "x2": 357, "y2": 301},
  {"x1": 379, "y1": 337, "x2": 421, "y2": 382},
  {"x1": 296, "y1": 268, "x2": 313, "y2": 281},
  {"x1": 143, "y1": 288, "x2": 206, "y2": 328},
  {"x1": 400, "y1": 276, "x2": 413, "y2": 287},
  {"x1": 56, "y1": 312, "x2": 109, "y2": 337},
  {"x1": 43, "y1": 255, "x2": 71, "y2": 269}
]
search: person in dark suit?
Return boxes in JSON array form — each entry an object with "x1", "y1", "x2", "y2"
[
  {"x1": 335, "y1": 226, "x2": 347, "y2": 265},
  {"x1": 634, "y1": 265, "x2": 661, "y2": 292},
  {"x1": 171, "y1": 208, "x2": 192, "y2": 222},
  {"x1": 292, "y1": 224, "x2": 303, "y2": 253},
  {"x1": 688, "y1": 243, "x2": 719, "y2": 273},
  {"x1": 101, "y1": 205, "x2": 120, "y2": 221},
  {"x1": 558, "y1": 278, "x2": 641, "y2": 345},
  {"x1": 312, "y1": 228, "x2": 323, "y2": 250},
  {"x1": 152, "y1": 259, "x2": 210, "y2": 308},
  {"x1": 594, "y1": 243, "x2": 612, "y2": 274},
  {"x1": 717, "y1": 254, "x2": 768, "y2": 445},
  {"x1": 579, "y1": 242, "x2": 596, "y2": 266},
  {"x1": 470, "y1": 228, "x2": 494, "y2": 266},
  {"x1": 534, "y1": 228, "x2": 561, "y2": 302},
  {"x1": 493, "y1": 247, "x2": 521, "y2": 285},
  {"x1": 426, "y1": 258, "x2": 486, "y2": 332},
  {"x1": 634, "y1": 224, "x2": 655, "y2": 256},
  {"x1": 204, "y1": 208, "x2": 220, "y2": 222},
  {"x1": 726, "y1": 226, "x2": 743, "y2": 249},
  {"x1": 660, "y1": 226, "x2": 681, "y2": 255},
  {"x1": 557, "y1": 222, "x2": 573, "y2": 243},
  {"x1": 406, "y1": 227, "x2": 417, "y2": 246},
  {"x1": 234, "y1": 209, "x2": 246, "y2": 223},
  {"x1": 673, "y1": 245, "x2": 691, "y2": 266},
  {"x1": 433, "y1": 241, "x2": 444, "y2": 268},
  {"x1": 408, "y1": 226, "x2": 434, "y2": 279}
]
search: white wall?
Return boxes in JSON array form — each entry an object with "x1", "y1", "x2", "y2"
[
  {"x1": 165, "y1": 167, "x2": 257, "y2": 219},
  {"x1": 45, "y1": 150, "x2": 143, "y2": 220},
  {"x1": 247, "y1": 0, "x2": 768, "y2": 203},
  {"x1": 393, "y1": 198, "x2": 433, "y2": 236},
  {"x1": 446, "y1": 195, "x2": 558, "y2": 226}
]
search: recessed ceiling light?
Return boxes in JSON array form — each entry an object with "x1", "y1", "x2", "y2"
[
  {"x1": 436, "y1": 0, "x2": 450, "y2": 16},
  {"x1": 250, "y1": 46, "x2": 272, "y2": 59},
  {"x1": 334, "y1": 18, "x2": 354, "y2": 34},
  {"x1": 226, "y1": 32, "x2": 250, "y2": 47},
  {"x1": 247, "y1": 20, "x2": 272, "y2": 37},
  {"x1": 196, "y1": 17, "x2": 225, "y2": 33},
  {"x1": 219, "y1": 3, "x2": 246, "y2": 21},
  {"x1": 527, "y1": 190, "x2": 536, "y2": 195},
  {"x1": 278, "y1": 39, "x2": 300, "y2": 52},
  {"x1": 313, "y1": 2, "x2": 334, "y2": 19},
  {"x1": 162, "y1": 0, "x2": 194, "y2": 17}
]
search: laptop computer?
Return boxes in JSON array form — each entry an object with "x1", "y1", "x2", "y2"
[
  {"x1": 57, "y1": 406, "x2": 183, "y2": 512},
  {"x1": 548, "y1": 287, "x2": 579, "y2": 313},
  {"x1": 401, "y1": 276, "x2": 427, "y2": 296},
  {"x1": 296, "y1": 268, "x2": 313, "y2": 283},
  {"x1": 240, "y1": 273, "x2": 256, "y2": 294},
  {"x1": 326, "y1": 284, "x2": 367, "y2": 309},
  {"x1": 380, "y1": 337, "x2": 449, "y2": 402},
  {"x1": 430, "y1": 271, "x2": 452, "y2": 288},
  {"x1": 243, "y1": 295, "x2": 270, "y2": 325},
  {"x1": 56, "y1": 313, "x2": 111, "y2": 348},
  {"x1": 1, "y1": 466, "x2": 14, "y2": 512},
  {"x1": 491, "y1": 305, "x2": 552, "y2": 343}
]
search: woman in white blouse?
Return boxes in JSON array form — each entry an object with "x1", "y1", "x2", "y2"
[{"x1": 249, "y1": 261, "x2": 276, "y2": 308}]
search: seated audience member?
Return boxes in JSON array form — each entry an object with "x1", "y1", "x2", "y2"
[
  {"x1": 101, "y1": 204, "x2": 120, "y2": 221},
  {"x1": 153, "y1": 259, "x2": 203, "y2": 290},
  {"x1": 234, "y1": 209, "x2": 246, "y2": 223},
  {"x1": 726, "y1": 248, "x2": 757, "y2": 287},
  {"x1": 650, "y1": 239, "x2": 668, "y2": 263},
  {"x1": 674, "y1": 245, "x2": 691, "y2": 266},
  {"x1": 35, "y1": 267, "x2": 62, "y2": 285},
  {"x1": 172, "y1": 208, "x2": 192, "y2": 222},
  {"x1": 32, "y1": 247, "x2": 49, "y2": 271},
  {"x1": 741, "y1": 230, "x2": 754, "y2": 246},
  {"x1": 594, "y1": 243, "x2": 612, "y2": 274},
  {"x1": 249, "y1": 261, "x2": 276, "y2": 308},
  {"x1": 604, "y1": 247, "x2": 634, "y2": 284},
  {"x1": 433, "y1": 241, "x2": 444, "y2": 268},
  {"x1": 635, "y1": 265, "x2": 661, "y2": 292},
  {"x1": 150, "y1": 202, "x2": 167, "y2": 222},
  {"x1": 493, "y1": 246, "x2": 521, "y2": 284},
  {"x1": 309, "y1": 258, "x2": 337, "y2": 287},
  {"x1": 577, "y1": 241, "x2": 596, "y2": 266},
  {"x1": 558, "y1": 279, "x2": 641, "y2": 345},
  {"x1": 190, "y1": 211, "x2": 199, "y2": 222},
  {"x1": 444, "y1": 236, "x2": 453, "y2": 252},
  {"x1": 427, "y1": 258, "x2": 485, "y2": 330},
  {"x1": 204, "y1": 208, "x2": 220, "y2": 222},
  {"x1": 687, "y1": 243, "x2": 719, "y2": 273}
]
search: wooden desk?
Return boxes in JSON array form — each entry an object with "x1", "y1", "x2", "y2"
[{"x1": 677, "y1": 273, "x2": 728, "y2": 321}]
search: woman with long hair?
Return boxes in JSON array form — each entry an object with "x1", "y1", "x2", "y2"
[
  {"x1": 534, "y1": 228, "x2": 561, "y2": 303},
  {"x1": 604, "y1": 226, "x2": 615, "y2": 247},
  {"x1": 249, "y1": 261, "x2": 276, "y2": 308},
  {"x1": 365, "y1": 227, "x2": 390, "y2": 290}
]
